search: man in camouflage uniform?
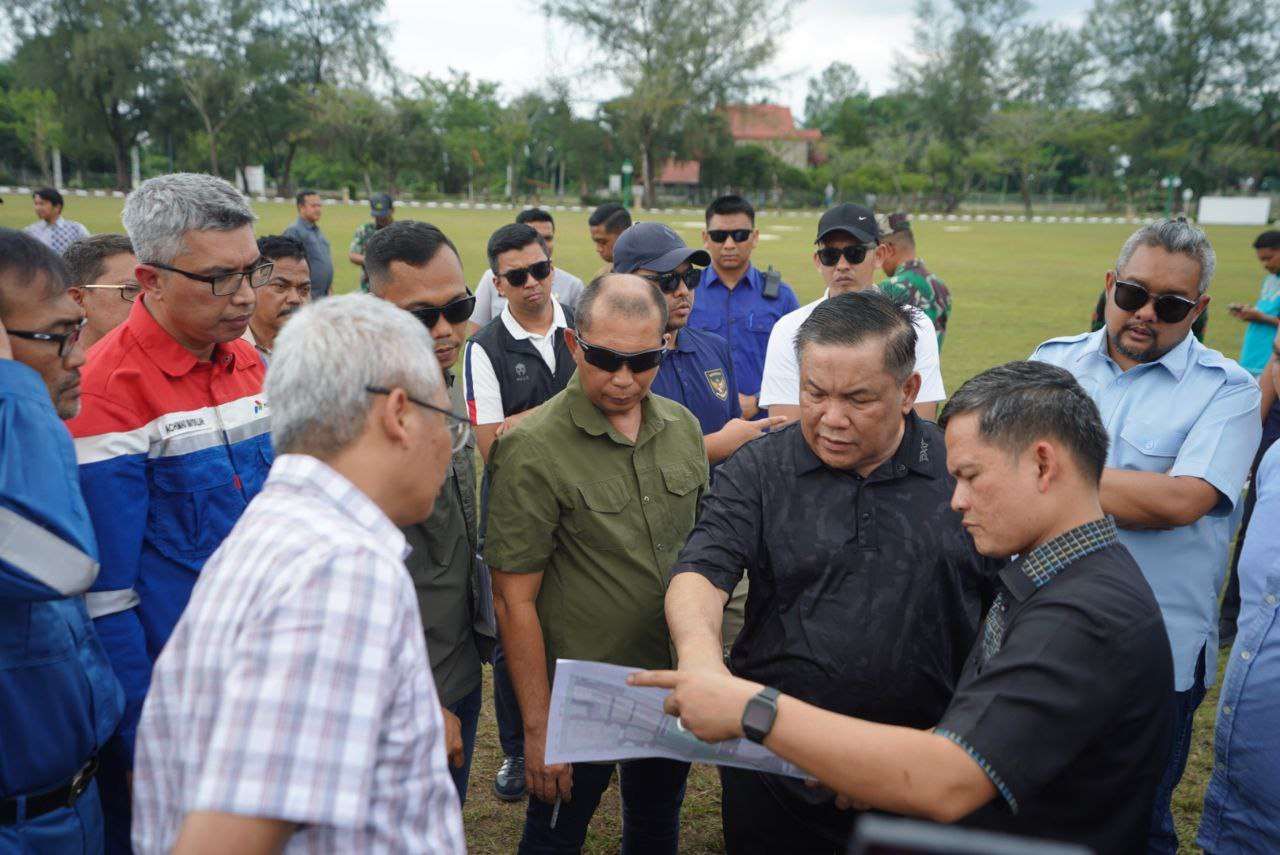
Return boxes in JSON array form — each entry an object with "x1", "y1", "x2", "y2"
[
  {"x1": 348, "y1": 192, "x2": 396, "y2": 292},
  {"x1": 878, "y1": 212, "x2": 952, "y2": 349}
]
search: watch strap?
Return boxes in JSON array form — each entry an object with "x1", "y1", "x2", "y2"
[{"x1": 742, "y1": 686, "x2": 781, "y2": 744}]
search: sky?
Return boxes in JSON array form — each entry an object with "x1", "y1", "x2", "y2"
[{"x1": 386, "y1": 0, "x2": 1095, "y2": 120}]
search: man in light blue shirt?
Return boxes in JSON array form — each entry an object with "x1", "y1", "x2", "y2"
[
  {"x1": 1031, "y1": 219, "x2": 1261, "y2": 855},
  {"x1": 281, "y1": 189, "x2": 334, "y2": 298}
]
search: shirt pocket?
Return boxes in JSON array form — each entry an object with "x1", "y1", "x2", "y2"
[
  {"x1": 1118, "y1": 422, "x2": 1187, "y2": 470},
  {"x1": 747, "y1": 311, "x2": 782, "y2": 339},
  {"x1": 146, "y1": 449, "x2": 241, "y2": 565},
  {"x1": 660, "y1": 459, "x2": 703, "y2": 541},
  {"x1": 566, "y1": 474, "x2": 640, "y2": 550}
]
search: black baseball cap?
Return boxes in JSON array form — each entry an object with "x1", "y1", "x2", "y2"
[
  {"x1": 370, "y1": 193, "x2": 394, "y2": 217},
  {"x1": 815, "y1": 203, "x2": 880, "y2": 245},
  {"x1": 612, "y1": 222, "x2": 711, "y2": 274}
]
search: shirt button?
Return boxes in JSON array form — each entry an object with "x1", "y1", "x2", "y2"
[
  {"x1": 643, "y1": 496, "x2": 650, "y2": 504},
  {"x1": 1144, "y1": 440, "x2": 1154, "y2": 450},
  {"x1": 1241, "y1": 650, "x2": 1252, "y2": 661},
  {"x1": 1222, "y1": 705, "x2": 1232, "y2": 715},
  {"x1": 656, "y1": 543, "x2": 665, "y2": 551},
  {"x1": 1266, "y1": 594, "x2": 1277, "y2": 606}
]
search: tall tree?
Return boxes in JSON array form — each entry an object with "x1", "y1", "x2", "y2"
[
  {"x1": 0, "y1": 88, "x2": 63, "y2": 183},
  {"x1": 545, "y1": 0, "x2": 792, "y2": 206},
  {"x1": 803, "y1": 62, "x2": 868, "y2": 130}
]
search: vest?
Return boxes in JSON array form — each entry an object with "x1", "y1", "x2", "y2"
[{"x1": 470, "y1": 305, "x2": 577, "y2": 416}]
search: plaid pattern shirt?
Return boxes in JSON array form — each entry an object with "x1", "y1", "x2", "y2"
[
  {"x1": 24, "y1": 217, "x2": 90, "y2": 254},
  {"x1": 132, "y1": 454, "x2": 465, "y2": 854},
  {"x1": 981, "y1": 517, "x2": 1119, "y2": 662}
]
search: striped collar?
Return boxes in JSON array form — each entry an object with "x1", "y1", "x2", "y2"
[{"x1": 998, "y1": 516, "x2": 1119, "y2": 602}]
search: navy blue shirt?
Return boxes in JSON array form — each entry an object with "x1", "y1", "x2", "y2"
[
  {"x1": 651, "y1": 326, "x2": 741, "y2": 437},
  {"x1": 688, "y1": 265, "x2": 799, "y2": 399}
]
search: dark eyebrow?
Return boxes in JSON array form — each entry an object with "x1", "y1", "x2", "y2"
[{"x1": 200, "y1": 256, "x2": 267, "y2": 277}]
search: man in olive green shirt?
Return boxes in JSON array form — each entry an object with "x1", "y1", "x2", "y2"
[
  {"x1": 363, "y1": 220, "x2": 493, "y2": 804},
  {"x1": 486, "y1": 273, "x2": 708, "y2": 854}
]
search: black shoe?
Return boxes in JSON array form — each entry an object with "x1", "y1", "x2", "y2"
[{"x1": 493, "y1": 755, "x2": 526, "y2": 801}]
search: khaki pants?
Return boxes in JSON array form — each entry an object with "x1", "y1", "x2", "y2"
[{"x1": 721, "y1": 577, "x2": 749, "y2": 657}]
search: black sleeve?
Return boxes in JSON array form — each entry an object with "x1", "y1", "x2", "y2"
[
  {"x1": 934, "y1": 601, "x2": 1135, "y2": 813},
  {"x1": 669, "y1": 443, "x2": 764, "y2": 595}
]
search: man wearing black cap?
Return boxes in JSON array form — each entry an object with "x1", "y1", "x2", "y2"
[
  {"x1": 348, "y1": 192, "x2": 395, "y2": 292},
  {"x1": 759, "y1": 203, "x2": 945, "y2": 421},
  {"x1": 613, "y1": 222, "x2": 786, "y2": 464},
  {"x1": 878, "y1": 212, "x2": 952, "y2": 349}
]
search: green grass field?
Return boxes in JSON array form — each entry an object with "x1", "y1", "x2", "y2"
[{"x1": 2, "y1": 193, "x2": 1264, "y2": 854}]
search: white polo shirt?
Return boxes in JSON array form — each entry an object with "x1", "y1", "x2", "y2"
[
  {"x1": 469, "y1": 267, "x2": 584, "y2": 326},
  {"x1": 463, "y1": 299, "x2": 570, "y2": 425},
  {"x1": 758, "y1": 292, "x2": 946, "y2": 409}
]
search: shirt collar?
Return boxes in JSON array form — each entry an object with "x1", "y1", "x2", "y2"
[
  {"x1": 129, "y1": 296, "x2": 251, "y2": 378},
  {"x1": 895, "y1": 258, "x2": 927, "y2": 276},
  {"x1": 792, "y1": 412, "x2": 937, "y2": 479},
  {"x1": 566, "y1": 372, "x2": 676, "y2": 446},
  {"x1": 267, "y1": 454, "x2": 409, "y2": 560},
  {"x1": 296, "y1": 217, "x2": 318, "y2": 231},
  {"x1": 702, "y1": 264, "x2": 760, "y2": 291},
  {"x1": 671, "y1": 326, "x2": 700, "y2": 353},
  {"x1": 1083, "y1": 325, "x2": 1196, "y2": 382},
  {"x1": 500, "y1": 298, "x2": 567, "y2": 341},
  {"x1": 998, "y1": 516, "x2": 1119, "y2": 602}
]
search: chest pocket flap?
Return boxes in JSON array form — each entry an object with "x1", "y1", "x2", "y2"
[
  {"x1": 1120, "y1": 423, "x2": 1187, "y2": 459},
  {"x1": 577, "y1": 476, "x2": 634, "y2": 513},
  {"x1": 661, "y1": 461, "x2": 703, "y2": 497}
]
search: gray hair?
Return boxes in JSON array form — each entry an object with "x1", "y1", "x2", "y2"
[
  {"x1": 1116, "y1": 219, "x2": 1216, "y2": 295},
  {"x1": 122, "y1": 173, "x2": 255, "y2": 265},
  {"x1": 939, "y1": 361, "x2": 1108, "y2": 485},
  {"x1": 794, "y1": 290, "x2": 917, "y2": 384},
  {"x1": 266, "y1": 294, "x2": 445, "y2": 457}
]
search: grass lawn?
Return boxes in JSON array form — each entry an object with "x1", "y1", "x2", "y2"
[{"x1": 2, "y1": 193, "x2": 1263, "y2": 853}]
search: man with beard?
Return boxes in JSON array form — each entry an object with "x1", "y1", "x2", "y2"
[
  {"x1": 612, "y1": 222, "x2": 784, "y2": 464},
  {"x1": 1031, "y1": 219, "x2": 1261, "y2": 854},
  {"x1": 242, "y1": 235, "x2": 311, "y2": 365},
  {"x1": 364, "y1": 220, "x2": 491, "y2": 805}
]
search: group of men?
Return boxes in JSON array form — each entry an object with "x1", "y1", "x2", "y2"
[{"x1": 3, "y1": 170, "x2": 1278, "y2": 855}]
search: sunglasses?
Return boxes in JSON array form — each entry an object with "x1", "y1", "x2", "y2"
[
  {"x1": 500, "y1": 260, "x2": 553, "y2": 287},
  {"x1": 576, "y1": 333, "x2": 667, "y2": 374},
  {"x1": 816, "y1": 244, "x2": 876, "y2": 267},
  {"x1": 707, "y1": 229, "x2": 753, "y2": 243},
  {"x1": 640, "y1": 267, "x2": 702, "y2": 294},
  {"x1": 1112, "y1": 277, "x2": 1198, "y2": 323},
  {"x1": 407, "y1": 292, "x2": 476, "y2": 329}
]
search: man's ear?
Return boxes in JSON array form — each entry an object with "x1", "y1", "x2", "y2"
[
  {"x1": 564, "y1": 327, "x2": 580, "y2": 357},
  {"x1": 68, "y1": 286, "x2": 86, "y2": 308},
  {"x1": 377, "y1": 387, "x2": 414, "y2": 448},
  {"x1": 1033, "y1": 440, "x2": 1059, "y2": 493},
  {"x1": 874, "y1": 243, "x2": 891, "y2": 266},
  {"x1": 136, "y1": 264, "x2": 162, "y2": 298},
  {"x1": 900, "y1": 372, "x2": 922, "y2": 413}
]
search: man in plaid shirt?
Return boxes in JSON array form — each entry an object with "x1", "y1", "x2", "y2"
[{"x1": 132, "y1": 295, "x2": 467, "y2": 854}]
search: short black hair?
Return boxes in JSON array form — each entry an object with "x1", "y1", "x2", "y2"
[
  {"x1": 1253, "y1": 230, "x2": 1280, "y2": 250},
  {"x1": 0, "y1": 227, "x2": 70, "y2": 315},
  {"x1": 576, "y1": 272, "x2": 667, "y2": 339},
  {"x1": 705, "y1": 194, "x2": 755, "y2": 226},
  {"x1": 589, "y1": 203, "x2": 631, "y2": 234},
  {"x1": 257, "y1": 235, "x2": 309, "y2": 265},
  {"x1": 516, "y1": 208, "x2": 554, "y2": 229},
  {"x1": 793, "y1": 290, "x2": 916, "y2": 383},
  {"x1": 363, "y1": 220, "x2": 461, "y2": 291},
  {"x1": 34, "y1": 187, "x2": 64, "y2": 210},
  {"x1": 295, "y1": 189, "x2": 319, "y2": 206},
  {"x1": 487, "y1": 223, "x2": 549, "y2": 274},
  {"x1": 63, "y1": 234, "x2": 134, "y2": 286},
  {"x1": 939, "y1": 361, "x2": 1109, "y2": 485}
]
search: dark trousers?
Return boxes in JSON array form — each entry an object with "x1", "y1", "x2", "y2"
[
  {"x1": 446, "y1": 683, "x2": 483, "y2": 805},
  {"x1": 100, "y1": 736, "x2": 132, "y2": 854},
  {"x1": 518, "y1": 758, "x2": 690, "y2": 855},
  {"x1": 720, "y1": 766, "x2": 854, "y2": 855},
  {"x1": 1220, "y1": 438, "x2": 1274, "y2": 638},
  {"x1": 492, "y1": 641, "x2": 525, "y2": 758},
  {"x1": 1147, "y1": 648, "x2": 1207, "y2": 854}
]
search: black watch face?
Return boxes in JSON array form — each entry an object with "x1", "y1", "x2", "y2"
[{"x1": 743, "y1": 696, "x2": 775, "y2": 739}]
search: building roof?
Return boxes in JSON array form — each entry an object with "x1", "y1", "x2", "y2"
[
  {"x1": 723, "y1": 104, "x2": 822, "y2": 142},
  {"x1": 657, "y1": 159, "x2": 701, "y2": 185}
]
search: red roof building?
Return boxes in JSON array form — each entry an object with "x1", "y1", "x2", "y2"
[{"x1": 722, "y1": 104, "x2": 823, "y2": 169}]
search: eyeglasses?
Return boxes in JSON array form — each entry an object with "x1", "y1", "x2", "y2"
[
  {"x1": 407, "y1": 293, "x2": 476, "y2": 330},
  {"x1": 638, "y1": 267, "x2": 702, "y2": 294},
  {"x1": 267, "y1": 281, "x2": 312, "y2": 299},
  {"x1": 707, "y1": 228, "x2": 753, "y2": 244},
  {"x1": 365, "y1": 385, "x2": 472, "y2": 453},
  {"x1": 816, "y1": 244, "x2": 876, "y2": 267},
  {"x1": 147, "y1": 261, "x2": 274, "y2": 296},
  {"x1": 500, "y1": 260, "x2": 553, "y2": 287},
  {"x1": 1112, "y1": 276, "x2": 1199, "y2": 323},
  {"x1": 81, "y1": 281, "x2": 142, "y2": 303},
  {"x1": 576, "y1": 333, "x2": 666, "y2": 374},
  {"x1": 7, "y1": 318, "x2": 87, "y2": 358}
]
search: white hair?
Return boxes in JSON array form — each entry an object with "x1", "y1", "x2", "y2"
[
  {"x1": 1116, "y1": 219, "x2": 1216, "y2": 295},
  {"x1": 121, "y1": 172, "x2": 255, "y2": 265},
  {"x1": 266, "y1": 294, "x2": 445, "y2": 456}
]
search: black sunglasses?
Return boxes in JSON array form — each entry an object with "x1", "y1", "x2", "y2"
[
  {"x1": 500, "y1": 260, "x2": 553, "y2": 287},
  {"x1": 1112, "y1": 277, "x2": 1198, "y2": 324},
  {"x1": 707, "y1": 228, "x2": 752, "y2": 244},
  {"x1": 576, "y1": 333, "x2": 667, "y2": 374},
  {"x1": 408, "y1": 292, "x2": 476, "y2": 329},
  {"x1": 639, "y1": 267, "x2": 702, "y2": 294},
  {"x1": 7, "y1": 318, "x2": 86, "y2": 358},
  {"x1": 816, "y1": 244, "x2": 875, "y2": 267},
  {"x1": 365, "y1": 386, "x2": 471, "y2": 452}
]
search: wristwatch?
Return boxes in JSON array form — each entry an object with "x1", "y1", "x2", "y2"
[{"x1": 741, "y1": 687, "x2": 781, "y2": 744}]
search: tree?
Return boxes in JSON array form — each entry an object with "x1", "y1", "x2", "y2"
[
  {"x1": 0, "y1": 88, "x2": 63, "y2": 183},
  {"x1": 545, "y1": 0, "x2": 792, "y2": 206},
  {"x1": 984, "y1": 105, "x2": 1066, "y2": 215},
  {"x1": 803, "y1": 62, "x2": 868, "y2": 130}
]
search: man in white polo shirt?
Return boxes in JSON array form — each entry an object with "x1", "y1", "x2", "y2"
[
  {"x1": 760, "y1": 204, "x2": 945, "y2": 421},
  {"x1": 467, "y1": 209, "x2": 583, "y2": 336}
]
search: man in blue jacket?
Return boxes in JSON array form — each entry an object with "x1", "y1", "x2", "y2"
[{"x1": 0, "y1": 227, "x2": 124, "y2": 853}]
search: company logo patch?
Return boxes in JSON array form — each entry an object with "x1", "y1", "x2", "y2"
[
  {"x1": 515, "y1": 362, "x2": 528, "y2": 380},
  {"x1": 704, "y1": 368, "x2": 729, "y2": 401},
  {"x1": 253, "y1": 399, "x2": 267, "y2": 415}
]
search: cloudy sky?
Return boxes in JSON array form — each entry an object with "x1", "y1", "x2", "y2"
[{"x1": 386, "y1": 0, "x2": 1095, "y2": 119}]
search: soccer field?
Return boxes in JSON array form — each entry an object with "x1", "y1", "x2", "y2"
[{"x1": 1, "y1": 193, "x2": 1258, "y2": 853}]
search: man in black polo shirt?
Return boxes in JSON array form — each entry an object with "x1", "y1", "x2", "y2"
[
  {"x1": 463, "y1": 222, "x2": 577, "y2": 802},
  {"x1": 635, "y1": 360, "x2": 1173, "y2": 855},
  {"x1": 662, "y1": 291, "x2": 995, "y2": 853}
]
